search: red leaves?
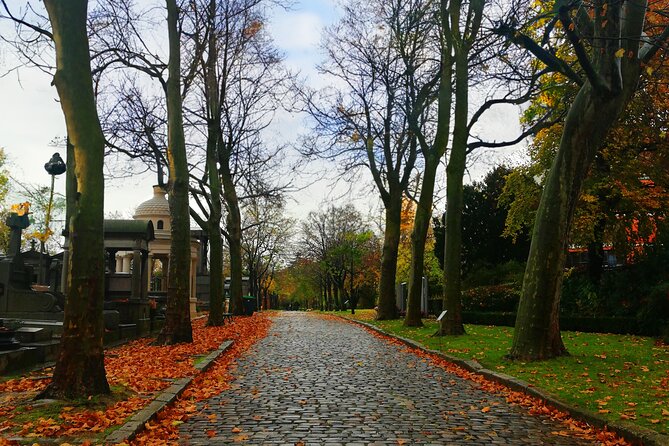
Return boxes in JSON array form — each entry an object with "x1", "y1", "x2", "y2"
[
  {"x1": 131, "y1": 313, "x2": 271, "y2": 445},
  {"x1": 0, "y1": 313, "x2": 271, "y2": 444},
  {"x1": 0, "y1": 376, "x2": 50, "y2": 393}
]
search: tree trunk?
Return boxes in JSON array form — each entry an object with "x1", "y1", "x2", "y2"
[
  {"x1": 205, "y1": 0, "x2": 224, "y2": 326},
  {"x1": 376, "y1": 196, "x2": 401, "y2": 320},
  {"x1": 206, "y1": 151, "x2": 224, "y2": 324},
  {"x1": 156, "y1": 0, "x2": 193, "y2": 344},
  {"x1": 39, "y1": 0, "x2": 109, "y2": 399},
  {"x1": 403, "y1": 0, "x2": 453, "y2": 327},
  {"x1": 404, "y1": 157, "x2": 438, "y2": 327},
  {"x1": 438, "y1": 50, "x2": 469, "y2": 336},
  {"x1": 509, "y1": 84, "x2": 632, "y2": 360},
  {"x1": 221, "y1": 165, "x2": 244, "y2": 315}
]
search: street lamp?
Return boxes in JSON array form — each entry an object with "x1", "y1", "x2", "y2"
[{"x1": 38, "y1": 152, "x2": 66, "y2": 284}]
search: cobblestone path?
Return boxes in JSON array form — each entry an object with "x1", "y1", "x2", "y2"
[{"x1": 180, "y1": 312, "x2": 595, "y2": 445}]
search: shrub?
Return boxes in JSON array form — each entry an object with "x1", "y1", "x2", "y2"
[
  {"x1": 461, "y1": 283, "x2": 520, "y2": 312},
  {"x1": 560, "y1": 271, "x2": 605, "y2": 317},
  {"x1": 463, "y1": 260, "x2": 525, "y2": 288},
  {"x1": 636, "y1": 283, "x2": 669, "y2": 337}
]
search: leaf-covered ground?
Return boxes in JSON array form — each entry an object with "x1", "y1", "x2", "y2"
[
  {"x1": 334, "y1": 309, "x2": 669, "y2": 436},
  {"x1": 0, "y1": 312, "x2": 271, "y2": 445}
]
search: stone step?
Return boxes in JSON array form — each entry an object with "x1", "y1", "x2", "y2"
[{"x1": 15, "y1": 327, "x2": 52, "y2": 343}]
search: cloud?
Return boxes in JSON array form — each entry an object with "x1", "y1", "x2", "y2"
[{"x1": 269, "y1": 11, "x2": 325, "y2": 54}]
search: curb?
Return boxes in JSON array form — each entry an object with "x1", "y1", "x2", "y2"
[
  {"x1": 340, "y1": 316, "x2": 669, "y2": 446},
  {"x1": 105, "y1": 340, "x2": 234, "y2": 445}
]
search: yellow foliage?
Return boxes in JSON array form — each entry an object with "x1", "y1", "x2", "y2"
[{"x1": 10, "y1": 202, "x2": 30, "y2": 216}]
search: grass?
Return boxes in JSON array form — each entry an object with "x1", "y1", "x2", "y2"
[
  {"x1": 330, "y1": 309, "x2": 669, "y2": 435},
  {"x1": 5, "y1": 385, "x2": 135, "y2": 443}
]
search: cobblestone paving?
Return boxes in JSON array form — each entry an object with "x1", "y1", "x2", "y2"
[{"x1": 180, "y1": 312, "x2": 595, "y2": 445}]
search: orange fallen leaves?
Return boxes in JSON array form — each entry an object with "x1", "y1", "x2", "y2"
[
  {"x1": 0, "y1": 377, "x2": 50, "y2": 393},
  {"x1": 131, "y1": 313, "x2": 271, "y2": 445},
  {"x1": 358, "y1": 323, "x2": 632, "y2": 446},
  {"x1": 0, "y1": 313, "x2": 271, "y2": 444}
]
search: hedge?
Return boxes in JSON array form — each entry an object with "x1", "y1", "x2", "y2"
[{"x1": 461, "y1": 311, "x2": 647, "y2": 335}]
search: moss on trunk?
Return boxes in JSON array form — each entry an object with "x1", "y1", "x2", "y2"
[
  {"x1": 156, "y1": 0, "x2": 193, "y2": 345},
  {"x1": 39, "y1": 0, "x2": 110, "y2": 399},
  {"x1": 377, "y1": 199, "x2": 401, "y2": 320}
]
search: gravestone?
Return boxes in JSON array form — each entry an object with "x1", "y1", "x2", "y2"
[
  {"x1": 395, "y1": 282, "x2": 407, "y2": 312},
  {"x1": 421, "y1": 276, "x2": 429, "y2": 316},
  {"x1": 0, "y1": 213, "x2": 60, "y2": 317}
]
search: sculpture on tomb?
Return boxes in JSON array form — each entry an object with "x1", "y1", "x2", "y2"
[{"x1": 0, "y1": 208, "x2": 60, "y2": 317}]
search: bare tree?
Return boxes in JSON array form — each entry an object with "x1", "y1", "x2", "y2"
[
  {"x1": 0, "y1": 0, "x2": 112, "y2": 397},
  {"x1": 303, "y1": 0, "x2": 437, "y2": 320},
  {"x1": 241, "y1": 196, "x2": 294, "y2": 310}
]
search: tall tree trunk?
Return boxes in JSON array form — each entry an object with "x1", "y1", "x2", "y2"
[
  {"x1": 507, "y1": 0, "x2": 650, "y2": 361},
  {"x1": 156, "y1": 0, "x2": 193, "y2": 344},
  {"x1": 404, "y1": 158, "x2": 438, "y2": 327},
  {"x1": 60, "y1": 137, "x2": 76, "y2": 296},
  {"x1": 40, "y1": 0, "x2": 110, "y2": 399},
  {"x1": 376, "y1": 196, "x2": 401, "y2": 320},
  {"x1": 205, "y1": 0, "x2": 224, "y2": 326},
  {"x1": 221, "y1": 165, "x2": 244, "y2": 315},
  {"x1": 510, "y1": 86, "x2": 634, "y2": 360},
  {"x1": 404, "y1": 0, "x2": 453, "y2": 327},
  {"x1": 438, "y1": 49, "x2": 472, "y2": 336}
]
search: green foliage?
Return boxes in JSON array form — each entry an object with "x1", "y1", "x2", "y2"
[
  {"x1": 464, "y1": 260, "x2": 526, "y2": 288},
  {"x1": 498, "y1": 165, "x2": 543, "y2": 241},
  {"x1": 0, "y1": 148, "x2": 12, "y2": 253},
  {"x1": 461, "y1": 284, "x2": 520, "y2": 312},
  {"x1": 435, "y1": 166, "x2": 531, "y2": 274},
  {"x1": 636, "y1": 283, "x2": 669, "y2": 338},
  {"x1": 503, "y1": 68, "x2": 669, "y2": 255},
  {"x1": 560, "y1": 246, "x2": 669, "y2": 321},
  {"x1": 560, "y1": 271, "x2": 603, "y2": 317}
]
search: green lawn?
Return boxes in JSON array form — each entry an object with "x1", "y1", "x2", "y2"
[{"x1": 330, "y1": 309, "x2": 669, "y2": 435}]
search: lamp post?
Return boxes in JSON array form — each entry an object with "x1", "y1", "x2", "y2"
[{"x1": 39, "y1": 152, "x2": 66, "y2": 284}]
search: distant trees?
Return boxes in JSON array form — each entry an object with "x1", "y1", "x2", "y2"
[
  {"x1": 303, "y1": 0, "x2": 436, "y2": 320},
  {"x1": 241, "y1": 196, "x2": 294, "y2": 308},
  {"x1": 434, "y1": 166, "x2": 531, "y2": 277},
  {"x1": 293, "y1": 205, "x2": 381, "y2": 311}
]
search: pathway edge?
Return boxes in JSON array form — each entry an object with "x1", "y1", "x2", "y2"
[
  {"x1": 104, "y1": 339, "x2": 234, "y2": 445},
  {"x1": 338, "y1": 316, "x2": 669, "y2": 446}
]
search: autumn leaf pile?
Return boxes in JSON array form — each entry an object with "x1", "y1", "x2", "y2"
[
  {"x1": 0, "y1": 313, "x2": 271, "y2": 444},
  {"x1": 131, "y1": 313, "x2": 271, "y2": 445},
  {"x1": 360, "y1": 323, "x2": 632, "y2": 446}
]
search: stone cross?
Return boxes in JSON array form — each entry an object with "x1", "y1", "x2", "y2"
[{"x1": 6, "y1": 212, "x2": 30, "y2": 257}]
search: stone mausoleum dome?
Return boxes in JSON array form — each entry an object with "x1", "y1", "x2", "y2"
[{"x1": 134, "y1": 185, "x2": 170, "y2": 231}]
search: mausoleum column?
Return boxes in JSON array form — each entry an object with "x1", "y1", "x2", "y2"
[
  {"x1": 131, "y1": 248, "x2": 142, "y2": 299},
  {"x1": 115, "y1": 254, "x2": 123, "y2": 274},
  {"x1": 122, "y1": 253, "x2": 132, "y2": 274},
  {"x1": 147, "y1": 254, "x2": 154, "y2": 291}
]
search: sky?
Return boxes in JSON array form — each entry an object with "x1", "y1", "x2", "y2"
[{"x1": 0, "y1": 0, "x2": 526, "y2": 228}]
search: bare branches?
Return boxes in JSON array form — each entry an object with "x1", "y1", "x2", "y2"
[{"x1": 0, "y1": 0, "x2": 52, "y2": 40}]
